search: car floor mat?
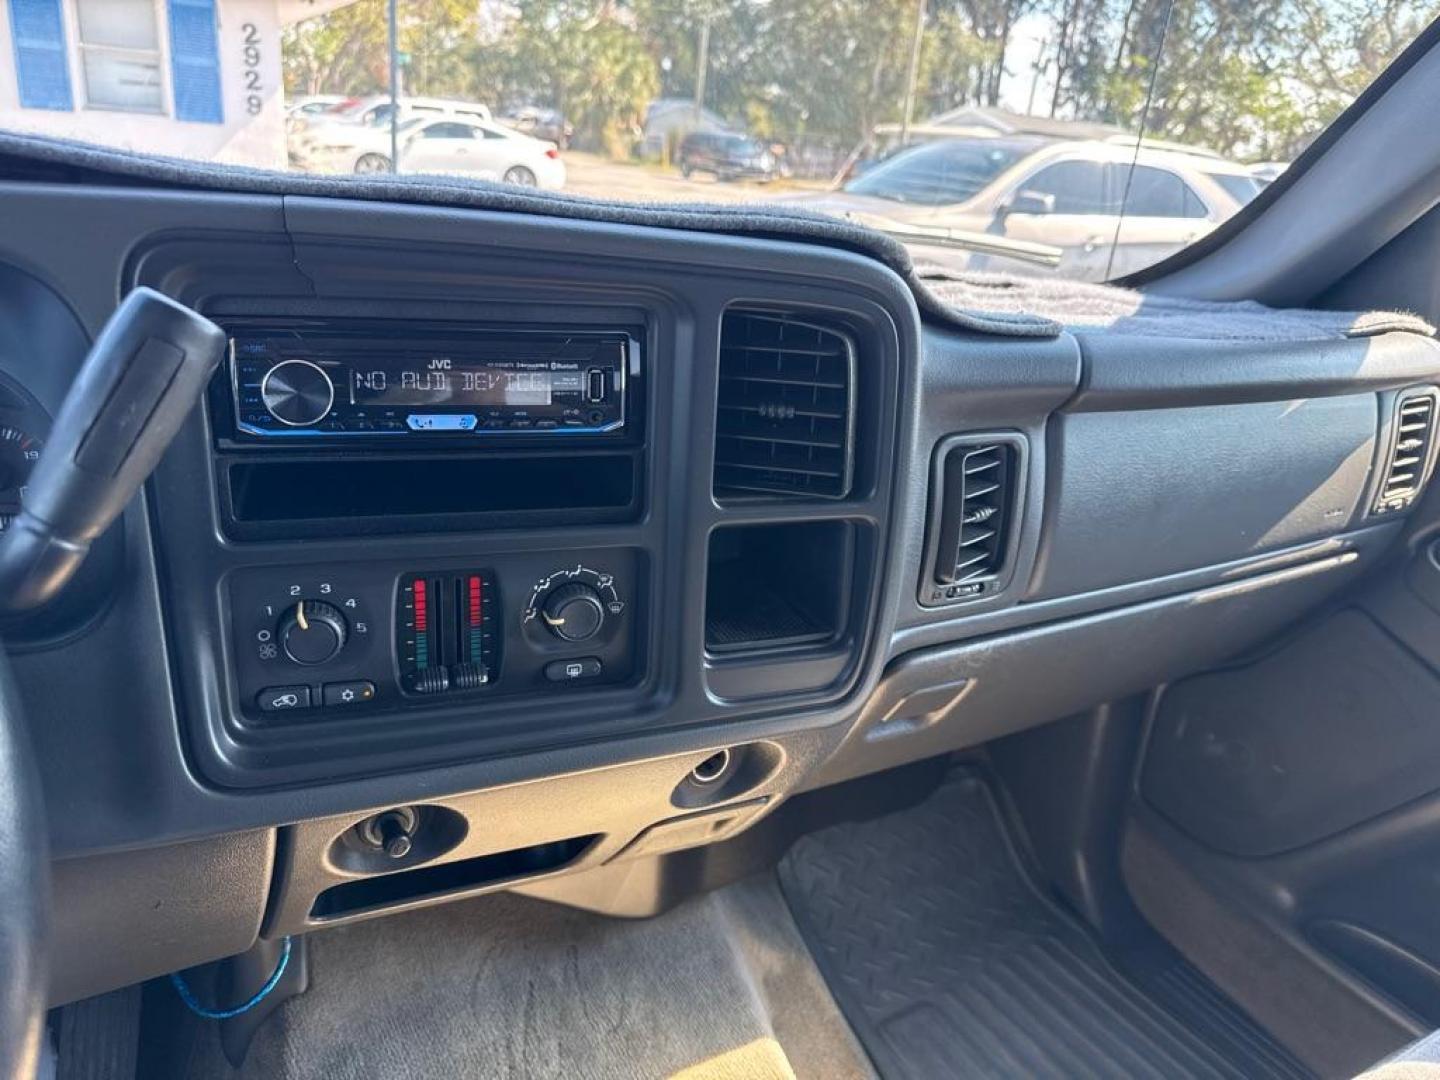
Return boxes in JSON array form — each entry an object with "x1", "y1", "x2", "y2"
[{"x1": 777, "y1": 765, "x2": 1312, "y2": 1080}]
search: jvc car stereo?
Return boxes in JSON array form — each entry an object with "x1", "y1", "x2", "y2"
[{"x1": 223, "y1": 320, "x2": 637, "y2": 443}]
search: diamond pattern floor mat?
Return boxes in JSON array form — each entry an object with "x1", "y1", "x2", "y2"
[{"x1": 777, "y1": 767, "x2": 1312, "y2": 1079}]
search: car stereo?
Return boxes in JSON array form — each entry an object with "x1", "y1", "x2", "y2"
[{"x1": 224, "y1": 320, "x2": 637, "y2": 442}]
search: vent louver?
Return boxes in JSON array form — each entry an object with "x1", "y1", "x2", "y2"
[
  {"x1": 1374, "y1": 390, "x2": 1439, "y2": 515},
  {"x1": 713, "y1": 310, "x2": 856, "y2": 501},
  {"x1": 926, "y1": 439, "x2": 1021, "y2": 603}
]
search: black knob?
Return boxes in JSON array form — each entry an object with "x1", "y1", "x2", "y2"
[
  {"x1": 261, "y1": 359, "x2": 334, "y2": 427},
  {"x1": 375, "y1": 811, "x2": 413, "y2": 859},
  {"x1": 279, "y1": 599, "x2": 348, "y2": 665},
  {"x1": 541, "y1": 583, "x2": 606, "y2": 642}
]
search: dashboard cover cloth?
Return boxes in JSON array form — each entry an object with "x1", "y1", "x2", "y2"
[
  {"x1": 0, "y1": 130, "x2": 1052, "y2": 338},
  {"x1": 0, "y1": 129, "x2": 1431, "y2": 344},
  {"x1": 916, "y1": 267, "x2": 1436, "y2": 341}
]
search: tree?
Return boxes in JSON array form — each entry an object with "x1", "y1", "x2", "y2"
[
  {"x1": 1041, "y1": 0, "x2": 1438, "y2": 160},
  {"x1": 281, "y1": 0, "x2": 1440, "y2": 166},
  {"x1": 466, "y1": 1, "x2": 660, "y2": 155},
  {"x1": 918, "y1": 8, "x2": 997, "y2": 113},
  {"x1": 948, "y1": 0, "x2": 1035, "y2": 104}
]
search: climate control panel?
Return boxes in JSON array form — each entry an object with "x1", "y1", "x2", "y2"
[
  {"x1": 228, "y1": 550, "x2": 638, "y2": 722},
  {"x1": 395, "y1": 570, "x2": 499, "y2": 695}
]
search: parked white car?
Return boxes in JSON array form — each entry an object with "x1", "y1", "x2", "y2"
[
  {"x1": 289, "y1": 96, "x2": 494, "y2": 169},
  {"x1": 791, "y1": 136, "x2": 1268, "y2": 279},
  {"x1": 286, "y1": 95, "x2": 348, "y2": 120},
  {"x1": 302, "y1": 116, "x2": 565, "y2": 187},
  {"x1": 400, "y1": 119, "x2": 566, "y2": 188}
]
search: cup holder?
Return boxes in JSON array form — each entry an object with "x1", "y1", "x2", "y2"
[
  {"x1": 329, "y1": 804, "x2": 468, "y2": 875},
  {"x1": 672, "y1": 742, "x2": 782, "y2": 809}
]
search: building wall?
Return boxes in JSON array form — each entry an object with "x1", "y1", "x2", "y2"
[{"x1": 0, "y1": 0, "x2": 288, "y2": 168}]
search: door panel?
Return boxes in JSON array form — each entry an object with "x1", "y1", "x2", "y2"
[{"x1": 1139, "y1": 516, "x2": 1440, "y2": 1034}]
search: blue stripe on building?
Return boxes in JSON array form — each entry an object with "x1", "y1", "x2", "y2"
[
  {"x1": 167, "y1": 0, "x2": 223, "y2": 124},
  {"x1": 8, "y1": 0, "x2": 74, "y2": 111}
]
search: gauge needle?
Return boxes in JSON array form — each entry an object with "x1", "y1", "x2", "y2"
[{"x1": 297, "y1": 601, "x2": 309, "y2": 631}]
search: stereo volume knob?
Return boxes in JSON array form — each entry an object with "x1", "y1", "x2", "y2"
[
  {"x1": 541, "y1": 583, "x2": 606, "y2": 642},
  {"x1": 279, "y1": 599, "x2": 348, "y2": 665},
  {"x1": 261, "y1": 359, "x2": 335, "y2": 427}
]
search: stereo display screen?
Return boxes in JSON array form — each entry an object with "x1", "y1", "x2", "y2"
[{"x1": 348, "y1": 361, "x2": 587, "y2": 408}]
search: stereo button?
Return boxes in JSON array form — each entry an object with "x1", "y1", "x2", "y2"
[
  {"x1": 407, "y1": 414, "x2": 476, "y2": 431},
  {"x1": 261, "y1": 359, "x2": 335, "y2": 427}
]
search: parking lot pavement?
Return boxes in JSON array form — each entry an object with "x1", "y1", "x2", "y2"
[{"x1": 559, "y1": 151, "x2": 829, "y2": 205}]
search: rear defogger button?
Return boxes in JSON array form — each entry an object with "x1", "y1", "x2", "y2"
[{"x1": 545, "y1": 658, "x2": 602, "y2": 682}]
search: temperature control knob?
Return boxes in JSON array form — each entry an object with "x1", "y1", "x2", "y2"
[
  {"x1": 261, "y1": 359, "x2": 335, "y2": 427},
  {"x1": 541, "y1": 583, "x2": 606, "y2": 642},
  {"x1": 279, "y1": 599, "x2": 348, "y2": 665}
]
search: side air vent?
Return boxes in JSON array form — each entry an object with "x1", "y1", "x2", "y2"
[
  {"x1": 1374, "y1": 389, "x2": 1440, "y2": 516},
  {"x1": 923, "y1": 435, "x2": 1026, "y2": 605},
  {"x1": 714, "y1": 310, "x2": 856, "y2": 501}
]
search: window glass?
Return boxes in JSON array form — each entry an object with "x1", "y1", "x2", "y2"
[
  {"x1": 75, "y1": 0, "x2": 158, "y2": 50},
  {"x1": 3, "y1": 0, "x2": 1434, "y2": 281},
  {"x1": 420, "y1": 122, "x2": 475, "y2": 139},
  {"x1": 1023, "y1": 161, "x2": 1113, "y2": 214},
  {"x1": 1207, "y1": 172, "x2": 1267, "y2": 206},
  {"x1": 1121, "y1": 165, "x2": 1207, "y2": 218},
  {"x1": 75, "y1": 0, "x2": 163, "y2": 113},
  {"x1": 844, "y1": 140, "x2": 1033, "y2": 206}
]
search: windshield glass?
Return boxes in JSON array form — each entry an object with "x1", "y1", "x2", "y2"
[
  {"x1": 1206, "y1": 172, "x2": 1268, "y2": 207},
  {"x1": 844, "y1": 140, "x2": 1035, "y2": 206},
  {"x1": 2, "y1": 0, "x2": 1434, "y2": 282}
]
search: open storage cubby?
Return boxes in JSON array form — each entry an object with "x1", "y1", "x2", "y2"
[
  {"x1": 309, "y1": 834, "x2": 598, "y2": 920},
  {"x1": 705, "y1": 520, "x2": 855, "y2": 654},
  {"x1": 223, "y1": 452, "x2": 640, "y2": 538}
]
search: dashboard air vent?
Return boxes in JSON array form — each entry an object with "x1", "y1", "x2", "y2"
[
  {"x1": 1374, "y1": 390, "x2": 1439, "y2": 515},
  {"x1": 924, "y1": 436, "x2": 1024, "y2": 604},
  {"x1": 714, "y1": 310, "x2": 856, "y2": 501}
]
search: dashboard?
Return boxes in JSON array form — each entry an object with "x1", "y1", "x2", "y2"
[{"x1": 1, "y1": 179, "x2": 1438, "y2": 1006}]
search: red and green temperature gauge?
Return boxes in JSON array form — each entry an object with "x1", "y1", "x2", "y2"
[{"x1": 396, "y1": 569, "x2": 499, "y2": 694}]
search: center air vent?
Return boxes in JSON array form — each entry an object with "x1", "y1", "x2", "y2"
[
  {"x1": 923, "y1": 435, "x2": 1025, "y2": 605},
  {"x1": 714, "y1": 310, "x2": 856, "y2": 501},
  {"x1": 1374, "y1": 389, "x2": 1439, "y2": 515}
]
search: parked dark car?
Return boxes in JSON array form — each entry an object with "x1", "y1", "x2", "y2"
[
  {"x1": 499, "y1": 106, "x2": 573, "y2": 150},
  {"x1": 678, "y1": 131, "x2": 778, "y2": 182}
]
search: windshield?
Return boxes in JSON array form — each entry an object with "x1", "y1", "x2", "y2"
[
  {"x1": 2, "y1": 0, "x2": 1434, "y2": 282},
  {"x1": 1206, "y1": 172, "x2": 1269, "y2": 207},
  {"x1": 844, "y1": 141, "x2": 1035, "y2": 206}
]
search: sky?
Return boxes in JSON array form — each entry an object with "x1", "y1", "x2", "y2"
[{"x1": 997, "y1": 14, "x2": 1058, "y2": 117}]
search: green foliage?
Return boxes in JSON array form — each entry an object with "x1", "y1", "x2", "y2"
[
  {"x1": 1061, "y1": 0, "x2": 1440, "y2": 158},
  {"x1": 283, "y1": 0, "x2": 1437, "y2": 163},
  {"x1": 282, "y1": 0, "x2": 480, "y2": 99}
]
